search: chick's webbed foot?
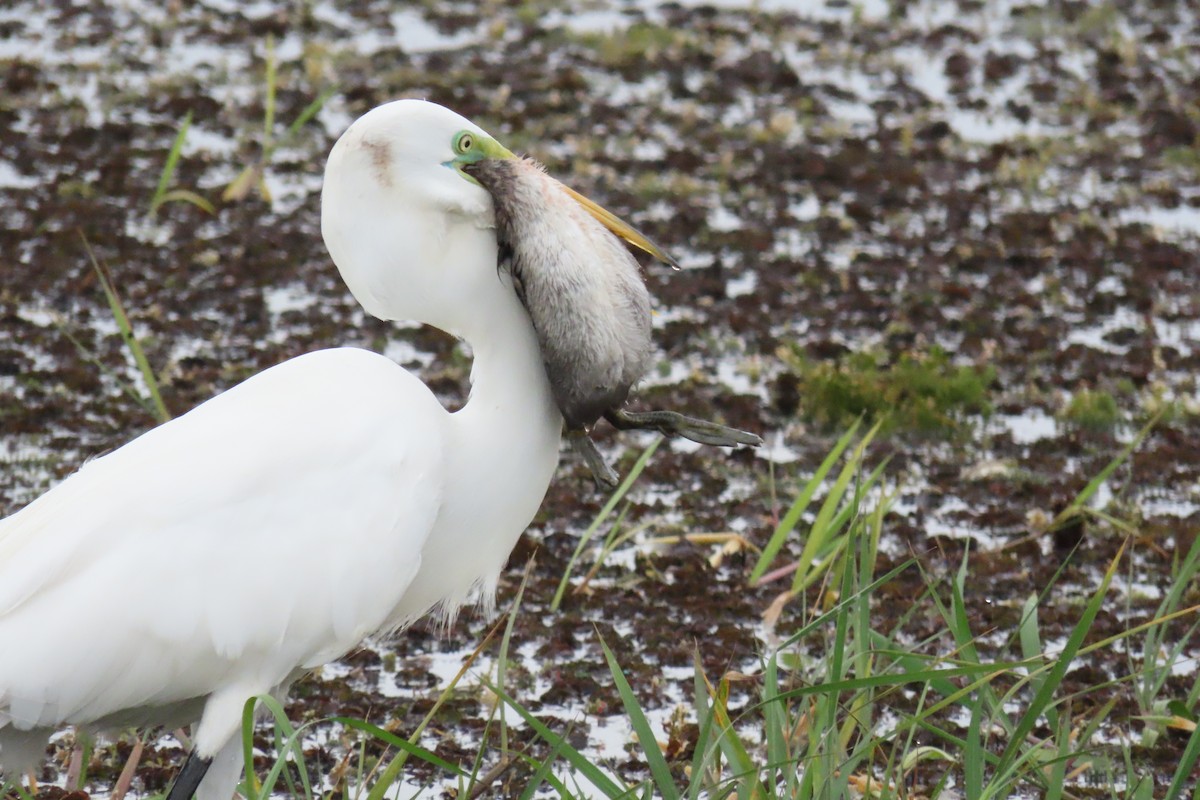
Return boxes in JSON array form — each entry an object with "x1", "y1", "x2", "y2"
[{"x1": 605, "y1": 408, "x2": 762, "y2": 448}]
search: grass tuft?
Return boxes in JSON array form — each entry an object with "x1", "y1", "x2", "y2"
[
  {"x1": 779, "y1": 344, "x2": 994, "y2": 433},
  {"x1": 1062, "y1": 387, "x2": 1121, "y2": 430},
  {"x1": 148, "y1": 111, "x2": 215, "y2": 218},
  {"x1": 223, "y1": 36, "x2": 334, "y2": 204}
]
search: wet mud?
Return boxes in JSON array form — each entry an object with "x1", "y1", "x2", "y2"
[{"x1": 1, "y1": 0, "x2": 1198, "y2": 797}]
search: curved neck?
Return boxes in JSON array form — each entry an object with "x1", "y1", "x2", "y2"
[
  {"x1": 448, "y1": 266, "x2": 562, "y2": 523},
  {"x1": 457, "y1": 272, "x2": 559, "y2": 429},
  {"x1": 323, "y1": 135, "x2": 564, "y2": 625},
  {"x1": 394, "y1": 266, "x2": 563, "y2": 624}
]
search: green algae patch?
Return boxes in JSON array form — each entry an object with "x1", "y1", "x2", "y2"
[
  {"x1": 1062, "y1": 388, "x2": 1121, "y2": 431},
  {"x1": 781, "y1": 345, "x2": 995, "y2": 434}
]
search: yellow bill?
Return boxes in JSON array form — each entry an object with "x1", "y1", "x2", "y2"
[{"x1": 561, "y1": 184, "x2": 680, "y2": 269}]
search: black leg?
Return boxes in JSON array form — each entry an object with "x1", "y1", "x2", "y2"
[
  {"x1": 605, "y1": 408, "x2": 762, "y2": 448},
  {"x1": 568, "y1": 430, "x2": 619, "y2": 490},
  {"x1": 166, "y1": 750, "x2": 213, "y2": 800}
]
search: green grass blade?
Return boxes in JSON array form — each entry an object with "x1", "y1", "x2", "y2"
[
  {"x1": 948, "y1": 545, "x2": 981, "y2": 663},
  {"x1": 0, "y1": 777, "x2": 36, "y2": 800},
  {"x1": 81, "y1": 234, "x2": 171, "y2": 423},
  {"x1": 598, "y1": 633, "x2": 680, "y2": 800},
  {"x1": 778, "y1": 558, "x2": 916, "y2": 650},
  {"x1": 283, "y1": 89, "x2": 335, "y2": 143},
  {"x1": 155, "y1": 188, "x2": 216, "y2": 215},
  {"x1": 52, "y1": 317, "x2": 159, "y2": 419},
  {"x1": 482, "y1": 678, "x2": 627, "y2": 797},
  {"x1": 749, "y1": 419, "x2": 861, "y2": 583},
  {"x1": 790, "y1": 420, "x2": 881, "y2": 592},
  {"x1": 221, "y1": 164, "x2": 265, "y2": 203},
  {"x1": 991, "y1": 541, "x2": 1128, "y2": 791},
  {"x1": 761, "y1": 653, "x2": 787, "y2": 794},
  {"x1": 235, "y1": 696, "x2": 312, "y2": 800},
  {"x1": 1017, "y1": 594, "x2": 1041, "y2": 664},
  {"x1": 792, "y1": 456, "x2": 888, "y2": 594},
  {"x1": 149, "y1": 112, "x2": 192, "y2": 217},
  {"x1": 552, "y1": 438, "x2": 660, "y2": 610},
  {"x1": 702, "y1": 680, "x2": 762, "y2": 799},
  {"x1": 1017, "y1": 593, "x2": 1049, "y2": 724},
  {"x1": 1044, "y1": 708, "x2": 1071, "y2": 800},
  {"x1": 1140, "y1": 533, "x2": 1200, "y2": 707},
  {"x1": 1050, "y1": 413, "x2": 1158, "y2": 530},
  {"x1": 363, "y1": 617, "x2": 504, "y2": 799},
  {"x1": 769, "y1": 659, "x2": 1040, "y2": 706},
  {"x1": 1164, "y1": 721, "x2": 1200, "y2": 800},
  {"x1": 498, "y1": 559, "x2": 535, "y2": 752},
  {"x1": 73, "y1": 731, "x2": 94, "y2": 789},
  {"x1": 252, "y1": 695, "x2": 313, "y2": 800},
  {"x1": 334, "y1": 717, "x2": 466, "y2": 776},
  {"x1": 517, "y1": 736, "x2": 572, "y2": 800},
  {"x1": 687, "y1": 652, "x2": 718, "y2": 800},
  {"x1": 263, "y1": 36, "x2": 276, "y2": 150},
  {"x1": 241, "y1": 697, "x2": 259, "y2": 800}
]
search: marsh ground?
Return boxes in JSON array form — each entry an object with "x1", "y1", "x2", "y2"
[{"x1": 0, "y1": 0, "x2": 1198, "y2": 797}]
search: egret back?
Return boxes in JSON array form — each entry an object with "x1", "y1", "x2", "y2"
[{"x1": 0, "y1": 348, "x2": 445, "y2": 740}]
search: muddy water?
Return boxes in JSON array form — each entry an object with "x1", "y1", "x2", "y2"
[{"x1": 1, "y1": 0, "x2": 1197, "y2": 796}]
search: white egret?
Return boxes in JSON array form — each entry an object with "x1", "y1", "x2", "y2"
[{"x1": 0, "y1": 98, "x2": 756, "y2": 799}]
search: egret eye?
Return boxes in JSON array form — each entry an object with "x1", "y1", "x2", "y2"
[{"x1": 454, "y1": 132, "x2": 475, "y2": 154}]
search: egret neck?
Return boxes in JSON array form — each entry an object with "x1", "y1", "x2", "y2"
[{"x1": 388, "y1": 237, "x2": 563, "y2": 627}]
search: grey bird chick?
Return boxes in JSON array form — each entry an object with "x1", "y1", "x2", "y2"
[
  {"x1": 467, "y1": 157, "x2": 652, "y2": 430},
  {"x1": 465, "y1": 154, "x2": 761, "y2": 489}
]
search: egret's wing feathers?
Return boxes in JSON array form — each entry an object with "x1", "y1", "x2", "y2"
[{"x1": 0, "y1": 348, "x2": 445, "y2": 732}]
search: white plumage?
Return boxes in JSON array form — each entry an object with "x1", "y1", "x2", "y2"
[{"x1": 1, "y1": 100, "x2": 563, "y2": 799}]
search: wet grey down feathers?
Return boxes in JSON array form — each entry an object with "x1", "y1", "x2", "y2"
[{"x1": 466, "y1": 158, "x2": 652, "y2": 430}]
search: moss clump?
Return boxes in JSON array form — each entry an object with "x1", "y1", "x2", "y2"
[
  {"x1": 569, "y1": 23, "x2": 691, "y2": 68},
  {"x1": 1062, "y1": 388, "x2": 1121, "y2": 430},
  {"x1": 780, "y1": 345, "x2": 994, "y2": 434}
]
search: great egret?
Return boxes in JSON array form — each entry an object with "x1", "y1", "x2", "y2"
[{"x1": 0, "y1": 99, "x2": 756, "y2": 799}]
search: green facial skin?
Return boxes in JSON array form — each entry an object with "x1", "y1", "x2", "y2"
[{"x1": 445, "y1": 130, "x2": 516, "y2": 185}]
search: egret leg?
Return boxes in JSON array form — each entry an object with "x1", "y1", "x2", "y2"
[
  {"x1": 166, "y1": 750, "x2": 212, "y2": 800},
  {"x1": 605, "y1": 408, "x2": 762, "y2": 448},
  {"x1": 567, "y1": 430, "x2": 619, "y2": 490}
]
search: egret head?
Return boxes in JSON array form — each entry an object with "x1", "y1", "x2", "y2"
[
  {"x1": 322, "y1": 99, "x2": 675, "y2": 340},
  {"x1": 321, "y1": 99, "x2": 510, "y2": 333}
]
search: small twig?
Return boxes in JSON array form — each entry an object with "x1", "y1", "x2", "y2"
[
  {"x1": 111, "y1": 737, "x2": 145, "y2": 800},
  {"x1": 365, "y1": 615, "x2": 508, "y2": 795},
  {"x1": 644, "y1": 532, "x2": 759, "y2": 550},
  {"x1": 65, "y1": 731, "x2": 84, "y2": 789},
  {"x1": 754, "y1": 560, "x2": 801, "y2": 586},
  {"x1": 463, "y1": 754, "x2": 519, "y2": 800}
]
